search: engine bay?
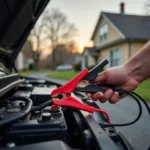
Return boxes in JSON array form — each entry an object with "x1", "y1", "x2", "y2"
[{"x1": 0, "y1": 73, "x2": 133, "y2": 150}]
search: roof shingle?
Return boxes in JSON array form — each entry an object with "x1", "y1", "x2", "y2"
[{"x1": 103, "y1": 12, "x2": 150, "y2": 40}]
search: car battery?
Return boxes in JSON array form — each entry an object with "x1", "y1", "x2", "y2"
[
  {"x1": 6, "y1": 106, "x2": 67, "y2": 145},
  {"x1": 30, "y1": 87, "x2": 56, "y2": 105}
]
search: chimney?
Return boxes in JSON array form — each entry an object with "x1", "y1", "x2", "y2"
[{"x1": 120, "y1": 2, "x2": 125, "y2": 14}]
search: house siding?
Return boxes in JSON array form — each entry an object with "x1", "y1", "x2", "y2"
[
  {"x1": 98, "y1": 42, "x2": 128, "y2": 66},
  {"x1": 130, "y1": 41, "x2": 146, "y2": 56},
  {"x1": 16, "y1": 51, "x2": 34, "y2": 70},
  {"x1": 16, "y1": 52, "x2": 24, "y2": 70},
  {"x1": 97, "y1": 41, "x2": 146, "y2": 67},
  {"x1": 90, "y1": 56, "x2": 96, "y2": 66},
  {"x1": 93, "y1": 15, "x2": 121, "y2": 47}
]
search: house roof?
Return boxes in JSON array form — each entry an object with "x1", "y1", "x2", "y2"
[
  {"x1": 82, "y1": 47, "x2": 98, "y2": 55},
  {"x1": 91, "y1": 12, "x2": 150, "y2": 40}
]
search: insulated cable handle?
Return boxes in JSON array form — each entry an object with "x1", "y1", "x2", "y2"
[
  {"x1": 76, "y1": 83, "x2": 124, "y2": 95},
  {"x1": 83, "y1": 59, "x2": 109, "y2": 81}
]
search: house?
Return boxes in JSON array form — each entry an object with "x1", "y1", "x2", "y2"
[
  {"x1": 15, "y1": 41, "x2": 34, "y2": 70},
  {"x1": 68, "y1": 52, "x2": 82, "y2": 65},
  {"x1": 16, "y1": 52, "x2": 33, "y2": 70},
  {"x1": 82, "y1": 2, "x2": 150, "y2": 69}
]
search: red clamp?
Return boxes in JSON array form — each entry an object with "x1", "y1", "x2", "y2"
[
  {"x1": 51, "y1": 68, "x2": 110, "y2": 123},
  {"x1": 51, "y1": 69, "x2": 89, "y2": 96}
]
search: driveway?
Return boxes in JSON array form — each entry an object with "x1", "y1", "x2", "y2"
[
  {"x1": 29, "y1": 72, "x2": 150, "y2": 150},
  {"x1": 99, "y1": 98, "x2": 150, "y2": 150}
]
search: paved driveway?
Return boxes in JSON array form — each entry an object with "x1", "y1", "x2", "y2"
[
  {"x1": 99, "y1": 98, "x2": 150, "y2": 150},
  {"x1": 29, "y1": 72, "x2": 150, "y2": 150}
]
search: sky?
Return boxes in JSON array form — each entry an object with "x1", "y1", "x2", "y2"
[{"x1": 45, "y1": 0, "x2": 146, "y2": 52}]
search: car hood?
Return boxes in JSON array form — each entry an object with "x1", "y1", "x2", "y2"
[{"x1": 0, "y1": 0, "x2": 50, "y2": 71}]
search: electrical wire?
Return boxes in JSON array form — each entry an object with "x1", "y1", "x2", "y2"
[
  {"x1": 131, "y1": 91, "x2": 150, "y2": 115},
  {"x1": 0, "y1": 96, "x2": 32, "y2": 126},
  {"x1": 31, "y1": 100, "x2": 52, "y2": 112},
  {"x1": 100, "y1": 90, "x2": 143, "y2": 127},
  {"x1": 95, "y1": 108, "x2": 110, "y2": 124}
]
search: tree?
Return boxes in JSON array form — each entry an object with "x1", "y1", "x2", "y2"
[
  {"x1": 42, "y1": 8, "x2": 78, "y2": 69},
  {"x1": 22, "y1": 40, "x2": 33, "y2": 58},
  {"x1": 21, "y1": 40, "x2": 35, "y2": 69},
  {"x1": 28, "y1": 8, "x2": 78, "y2": 69},
  {"x1": 46, "y1": 42, "x2": 78, "y2": 68},
  {"x1": 28, "y1": 18, "x2": 46, "y2": 70},
  {"x1": 144, "y1": 0, "x2": 150, "y2": 15}
]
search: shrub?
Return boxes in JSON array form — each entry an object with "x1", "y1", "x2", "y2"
[
  {"x1": 74, "y1": 63, "x2": 81, "y2": 71},
  {"x1": 28, "y1": 63, "x2": 34, "y2": 70}
]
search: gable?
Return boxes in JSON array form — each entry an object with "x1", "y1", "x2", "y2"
[{"x1": 92, "y1": 14, "x2": 122, "y2": 47}]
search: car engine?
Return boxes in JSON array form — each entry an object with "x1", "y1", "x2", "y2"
[{"x1": 0, "y1": 73, "x2": 134, "y2": 150}]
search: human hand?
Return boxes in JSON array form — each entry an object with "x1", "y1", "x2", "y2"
[{"x1": 88, "y1": 64, "x2": 141, "y2": 104}]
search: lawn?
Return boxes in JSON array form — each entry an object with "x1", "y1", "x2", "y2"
[
  {"x1": 19, "y1": 70, "x2": 35, "y2": 76},
  {"x1": 135, "y1": 79, "x2": 150, "y2": 102},
  {"x1": 47, "y1": 71, "x2": 150, "y2": 102},
  {"x1": 20, "y1": 69, "x2": 51, "y2": 76},
  {"x1": 47, "y1": 71, "x2": 79, "y2": 80}
]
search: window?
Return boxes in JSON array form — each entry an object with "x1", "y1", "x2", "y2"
[
  {"x1": 110, "y1": 48, "x2": 120, "y2": 67},
  {"x1": 100, "y1": 24, "x2": 108, "y2": 41}
]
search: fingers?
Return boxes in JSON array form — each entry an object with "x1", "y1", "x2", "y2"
[
  {"x1": 91, "y1": 92, "x2": 104, "y2": 101},
  {"x1": 94, "y1": 71, "x2": 108, "y2": 83},
  {"x1": 87, "y1": 93, "x2": 91, "y2": 98},
  {"x1": 109, "y1": 92, "x2": 120, "y2": 104},
  {"x1": 91, "y1": 89, "x2": 113, "y2": 102},
  {"x1": 100, "y1": 89, "x2": 113, "y2": 103},
  {"x1": 90, "y1": 90, "x2": 121, "y2": 104}
]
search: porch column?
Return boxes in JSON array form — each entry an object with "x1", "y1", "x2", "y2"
[
  {"x1": 81, "y1": 56, "x2": 85, "y2": 69},
  {"x1": 88, "y1": 56, "x2": 91, "y2": 67}
]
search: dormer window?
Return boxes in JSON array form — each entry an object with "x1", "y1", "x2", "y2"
[{"x1": 100, "y1": 24, "x2": 108, "y2": 41}]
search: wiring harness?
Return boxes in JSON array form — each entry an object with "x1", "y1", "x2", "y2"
[{"x1": 0, "y1": 96, "x2": 32, "y2": 126}]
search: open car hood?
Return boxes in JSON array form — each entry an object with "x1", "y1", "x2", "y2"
[{"x1": 0, "y1": 0, "x2": 50, "y2": 71}]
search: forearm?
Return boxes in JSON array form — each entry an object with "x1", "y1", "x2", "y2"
[{"x1": 124, "y1": 41, "x2": 150, "y2": 83}]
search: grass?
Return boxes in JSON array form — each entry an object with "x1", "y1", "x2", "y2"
[
  {"x1": 19, "y1": 70, "x2": 35, "y2": 76},
  {"x1": 47, "y1": 71, "x2": 80, "y2": 80},
  {"x1": 20, "y1": 69, "x2": 51, "y2": 76},
  {"x1": 135, "y1": 79, "x2": 150, "y2": 102}
]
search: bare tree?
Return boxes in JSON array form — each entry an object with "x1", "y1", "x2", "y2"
[
  {"x1": 66, "y1": 41, "x2": 79, "y2": 53},
  {"x1": 22, "y1": 40, "x2": 33, "y2": 58},
  {"x1": 28, "y1": 8, "x2": 78, "y2": 69},
  {"x1": 144, "y1": 0, "x2": 150, "y2": 15},
  {"x1": 28, "y1": 14, "x2": 47, "y2": 69},
  {"x1": 42, "y1": 8, "x2": 78, "y2": 69},
  {"x1": 46, "y1": 42, "x2": 77, "y2": 68}
]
